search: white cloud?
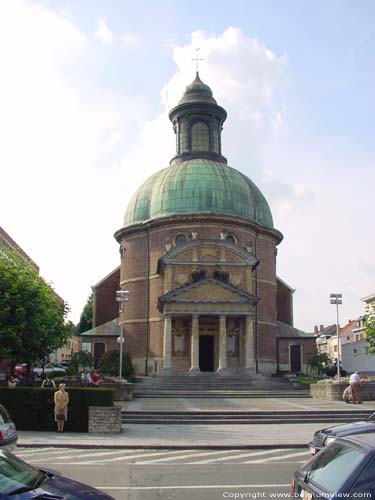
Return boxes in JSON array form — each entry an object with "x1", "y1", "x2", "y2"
[{"x1": 94, "y1": 19, "x2": 115, "y2": 45}]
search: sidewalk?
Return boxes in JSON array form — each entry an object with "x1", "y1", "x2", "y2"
[{"x1": 17, "y1": 398, "x2": 373, "y2": 449}]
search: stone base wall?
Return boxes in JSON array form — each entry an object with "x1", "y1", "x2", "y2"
[
  {"x1": 88, "y1": 406, "x2": 121, "y2": 433},
  {"x1": 100, "y1": 382, "x2": 134, "y2": 401},
  {"x1": 310, "y1": 382, "x2": 375, "y2": 401}
]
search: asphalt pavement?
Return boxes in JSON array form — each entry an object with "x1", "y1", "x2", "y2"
[{"x1": 16, "y1": 397, "x2": 374, "y2": 449}]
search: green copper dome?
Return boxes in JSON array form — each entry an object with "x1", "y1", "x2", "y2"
[
  {"x1": 123, "y1": 159, "x2": 274, "y2": 228},
  {"x1": 178, "y1": 72, "x2": 217, "y2": 105}
]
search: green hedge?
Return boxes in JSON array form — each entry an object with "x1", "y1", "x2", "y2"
[{"x1": 0, "y1": 387, "x2": 115, "y2": 432}]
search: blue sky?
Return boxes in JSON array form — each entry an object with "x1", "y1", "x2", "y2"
[{"x1": 1, "y1": 0, "x2": 374, "y2": 330}]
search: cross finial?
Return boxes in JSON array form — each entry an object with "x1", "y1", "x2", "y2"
[{"x1": 192, "y1": 48, "x2": 203, "y2": 73}]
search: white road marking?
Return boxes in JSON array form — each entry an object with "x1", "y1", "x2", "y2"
[
  {"x1": 187, "y1": 448, "x2": 286, "y2": 464},
  {"x1": 97, "y1": 484, "x2": 291, "y2": 491},
  {"x1": 51, "y1": 449, "x2": 192, "y2": 465},
  {"x1": 134, "y1": 448, "x2": 250, "y2": 464},
  {"x1": 23, "y1": 448, "x2": 147, "y2": 462},
  {"x1": 244, "y1": 450, "x2": 309, "y2": 463}
]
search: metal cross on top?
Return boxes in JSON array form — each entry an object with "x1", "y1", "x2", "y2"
[{"x1": 192, "y1": 48, "x2": 203, "y2": 72}]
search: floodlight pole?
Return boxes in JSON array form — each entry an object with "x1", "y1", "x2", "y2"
[
  {"x1": 330, "y1": 293, "x2": 342, "y2": 383},
  {"x1": 116, "y1": 290, "x2": 129, "y2": 381}
]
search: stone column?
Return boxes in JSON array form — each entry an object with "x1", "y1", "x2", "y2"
[
  {"x1": 190, "y1": 315, "x2": 200, "y2": 373},
  {"x1": 217, "y1": 315, "x2": 227, "y2": 373},
  {"x1": 244, "y1": 315, "x2": 255, "y2": 371},
  {"x1": 162, "y1": 314, "x2": 172, "y2": 374}
]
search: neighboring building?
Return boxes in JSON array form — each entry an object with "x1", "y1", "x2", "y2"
[
  {"x1": 51, "y1": 336, "x2": 80, "y2": 363},
  {"x1": 0, "y1": 226, "x2": 39, "y2": 272},
  {"x1": 315, "y1": 324, "x2": 337, "y2": 356},
  {"x1": 82, "y1": 73, "x2": 316, "y2": 376},
  {"x1": 341, "y1": 294, "x2": 375, "y2": 374}
]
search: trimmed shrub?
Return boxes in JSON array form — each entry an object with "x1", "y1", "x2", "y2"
[
  {"x1": 0, "y1": 387, "x2": 115, "y2": 432},
  {"x1": 99, "y1": 350, "x2": 134, "y2": 379}
]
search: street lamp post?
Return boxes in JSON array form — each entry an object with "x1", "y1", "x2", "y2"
[
  {"x1": 330, "y1": 293, "x2": 342, "y2": 383},
  {"x1": 116, "y1": 290, "x2": 129, "y2": 381}
]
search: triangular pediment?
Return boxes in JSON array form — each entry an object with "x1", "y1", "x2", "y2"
[{"x1": 159, "y1": 277, "x2": 258, "y2": 309}]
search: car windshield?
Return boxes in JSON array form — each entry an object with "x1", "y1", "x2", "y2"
[
  {"x1": 0, "y1": 449, "x2": 43, "y2": 495},
  {"x1": 302, "y1": 442, "x2": 365, "y2": 493}
]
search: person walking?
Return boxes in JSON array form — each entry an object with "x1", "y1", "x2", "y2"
[
  {"x1": 350, "y1": 371, "x2": 362, "y2": 404},
  {"x1": 54, "y1": 383, "x2": 69, "y2": 432},
  {"x1": 41, "y1": 374, "x2": 56, "y2": 388}
]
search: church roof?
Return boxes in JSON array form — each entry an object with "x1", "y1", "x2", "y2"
[{"x1": 123, "y1": 159, "x2": 274, "y2": 229}]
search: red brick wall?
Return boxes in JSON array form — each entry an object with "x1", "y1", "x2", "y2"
[
  {"x1": 276, "y1": 279, "x2": 293, "y2": 326},
  {"x1": 93, "y1": 268, "x2": 120, "y2": 327}
]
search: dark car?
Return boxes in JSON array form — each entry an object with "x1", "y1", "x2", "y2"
[
  {"x1": 0, "y1": 405, "x2": 17, "y2": 452},
  {"x1": 292, "y1": 433, "x2": 375, "y2": 499},
  {"x1": 0, "y1": 449, "x2": 115, "y2": 499},
  {"x1": 309, "y1": 411, "x2": 375, "y2": 454}
]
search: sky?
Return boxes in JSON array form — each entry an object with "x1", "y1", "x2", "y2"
[{"x1": 1, "y1": 0, "x2": 374, "y2": 332}]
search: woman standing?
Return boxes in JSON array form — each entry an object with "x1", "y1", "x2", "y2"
[{"x1": 54, "y1": 383, "x2": 69, "y2": 432}]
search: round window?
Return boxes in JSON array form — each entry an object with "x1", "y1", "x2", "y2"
[
  {"x1": 225, "y1": 235, "x2": 236, "y2": 244},
  {"x1": 175, "y1": 233, "x2": 187, "y2": 245}
]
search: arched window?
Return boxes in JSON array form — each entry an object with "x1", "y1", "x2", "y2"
[
  {"x1": 191, "y1": 121, "x2": 209, "y2": 151},
  {"x1": 225, "y1": 235, "x2": 236, "y2": 244},
  {"x1": 175, "y1": 233, "x2": 187, "y2": 245}
]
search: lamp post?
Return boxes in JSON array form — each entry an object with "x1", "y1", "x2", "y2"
[
  {"x1": 116, "y1": 290, "x2": 129, "y2": 380},
  {"x1": 330, "y1": 293, "x2": 342, "y2": 382}
]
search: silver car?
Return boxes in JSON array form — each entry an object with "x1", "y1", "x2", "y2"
[{"x1": 0, "y1": 404, "x2": 17, "y2": 452}]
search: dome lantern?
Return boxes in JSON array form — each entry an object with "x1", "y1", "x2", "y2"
[{"x1": 168, "y1": 73, "x2": 227, "y2": 166}]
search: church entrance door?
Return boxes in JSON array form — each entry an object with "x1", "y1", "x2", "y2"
[
  {"x1": 290, "y1": 345, "x2": 301, "y2": 372},
  {"x1": 199, "y1": 336, "x2": 214, "y2": 372}
]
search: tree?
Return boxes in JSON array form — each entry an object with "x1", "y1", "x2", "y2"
[
  {"x1": 99, "y1": 350, "x2": 134, "y2": 379},
  {"x1": 0, "y1": 250, "x2": 70, "y2": 367},
  {"x1": 307, "y1": 353, "x2": 331, "y2": 376},
  {"x1": 74, "y1": 293, "x2": 93, "y2": 335},
  {"x1": 365, "y1": 302, "x2": 375, "y2": 354},
  {"x1": 70, "y1": 350, "x2": 94, "y2": 374}
]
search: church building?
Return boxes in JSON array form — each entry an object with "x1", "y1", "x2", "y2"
[{"x1": 81, "y1": 73, "x2": 316, "y2": 375}]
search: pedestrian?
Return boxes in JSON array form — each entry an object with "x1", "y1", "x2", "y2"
[
  {"x1": 92, "y1": 371, "x2": 100, "y2": 387},
  {"x1": 349, "y1": 371, "x2": 362, "y2": 404},
  {"x1": 342, "y1": 385, "x2": 351, "y2": 403},
  {"x1": 54, "y1": 383, "x2": 69, "y2": 432},
  {"x1": 41, "y1": 374, "x2": 56, "y2": 388},
  {"x1": 81, "y1": 368, "x2": 92, "y2": 386}
]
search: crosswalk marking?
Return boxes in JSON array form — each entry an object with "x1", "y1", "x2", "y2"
[
  {"x1": 244, "y1": 450, "x2": 309, "y2": 463},
  {"x1": 16, "y1": 447, "x2": 310, "y2": 466},
  {"x1": 187, "y1": 448, "x2": 286, "y2": 464},
  {"x1": 51, "y1": 449, "x2": 193, "y2": 465},
  {"x1": 134, "y1": 448, "x2": 249, "y2": 464}
]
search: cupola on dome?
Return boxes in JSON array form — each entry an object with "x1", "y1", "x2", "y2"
[{"x1": 121, "y1": 74, "x2": 276, "y2": 231}]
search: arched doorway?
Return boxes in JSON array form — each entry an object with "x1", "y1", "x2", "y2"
[{"x1": 93, "y1": 342, "x2": 106, "y2": 368}]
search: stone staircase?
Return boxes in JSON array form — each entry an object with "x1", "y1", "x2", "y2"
[{"x1": 133, "y1": 373, "x2": 308, "y2": 398}]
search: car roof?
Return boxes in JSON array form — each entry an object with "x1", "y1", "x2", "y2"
[{"x1": 338, "y1": 432, "x2": 375, "y2": 448}]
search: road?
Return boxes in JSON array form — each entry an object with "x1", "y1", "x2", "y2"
[{"x1": 15, "y1": 447, "x2": 311, "y2": 500}]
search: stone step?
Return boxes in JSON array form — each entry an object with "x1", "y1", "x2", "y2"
[
  {"x1": 121, "y1": 409, "x2": 371, "y2": 425},
  {"x1": 134, "y1": 391, "x2": 310, "y2": 398}
]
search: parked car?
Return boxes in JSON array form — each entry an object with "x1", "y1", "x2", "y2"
[
  {"x1": 0, "y1": 404, "x2": 17, "y2": 452},
  {"x1": 0, "y1": 449, "x2": 115, "y2": 499},
  {"x1": 33, "y1": 363, "x2": 66, "y2": 377},
  {"x1": 309, "y1": 411, "x2": 375, "y2": 454},
  {"x1": 292, "y1": 434, "x2": 375, "y2": 499}
]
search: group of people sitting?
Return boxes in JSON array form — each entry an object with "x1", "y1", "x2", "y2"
[{"x1": 80, "y1": 368, "x2": 101, "y2": 387}]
